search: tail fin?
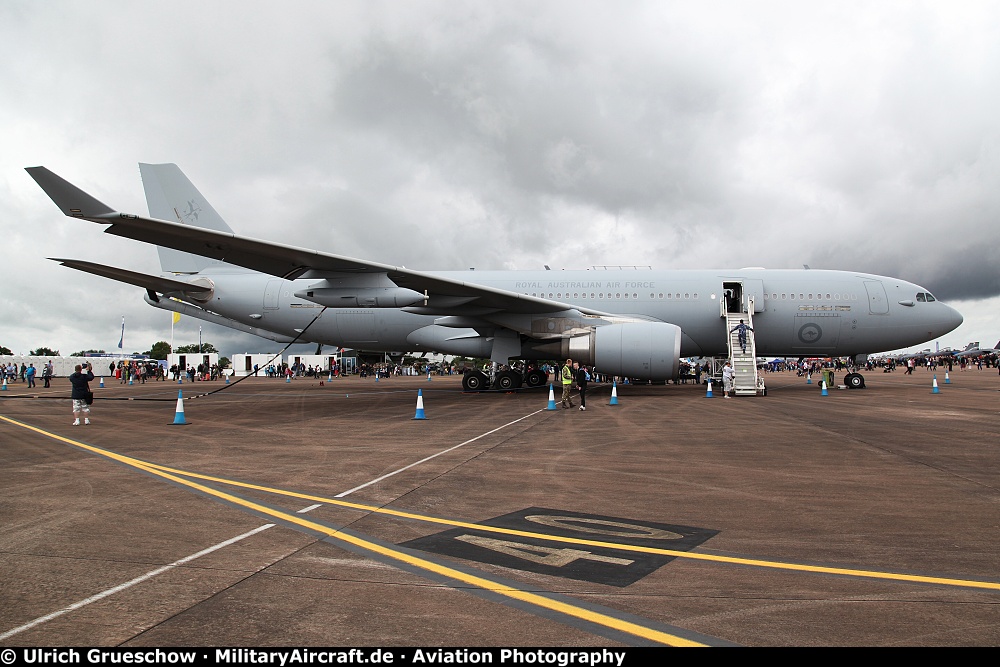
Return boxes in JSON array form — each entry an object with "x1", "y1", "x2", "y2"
[{"x1": 139, "y1": 163, "x2": 235, "y2": 274}]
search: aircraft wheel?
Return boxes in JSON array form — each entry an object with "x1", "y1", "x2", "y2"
[
  {"x1": 524, "y1": 370, "x2": 547, "y2": 388},
  {"x1": 462, "y1": 371, "x2": 488, "y2": 392},
  {"x1": 496, "y1": 371, "x2": 520, "y2": 391},
  {"x1": 845, "y1": 373, "x2": 865, "y2": 389}
]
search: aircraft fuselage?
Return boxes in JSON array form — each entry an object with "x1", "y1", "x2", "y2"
[{"x1": 186, "y1": 267, "x2": 962, "y2": 360}]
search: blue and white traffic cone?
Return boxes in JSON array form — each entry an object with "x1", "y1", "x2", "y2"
[
  {"x1": 98, "y1": 377, "x2": 104, "y2": 388},
  {"x1": 286, "y1": 374, "x2": 291, "y2": 383},
  {"x1": 171, "y1": 391, "x2": 188, "y2": 425},
  {"x1": 413, "y1": 389, "x2": 427, "y2": 420},
  {"x1": 932, "y1": 375, "x2": 940, "y2": 394},
  {"x1": 427, "y1": 371, "x2": 432, "y2": 382},
  {"x1": 944, "y1": 372, "x2": 951, "y2": 384},
  {"x1": 128, "y1": 377, "x2": 133, "y2": 385},
  {"x1": 546, "y1": 384, "x2": 557, "y2": 410},
  {"x1": 225, "y1": 374, "x2": 230, "y2": 384},
  {"x1": 705, "y1": 379, "x2": 713, "y2": 398},
  {"x1": 610, "y1": 381, "x2": 619, "y2": 405},
  {"x1": 821, "y1": 380, "x2": 828, "y2": 396},
  {"x1": 806, "y1": 373, "x2": 812, "y2": 384},
  {"x1": 1, "y1": 378, "x2": 6, "y2": 391}
]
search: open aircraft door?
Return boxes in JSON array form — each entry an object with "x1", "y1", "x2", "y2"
[{"x1": 721, "y1": 277, "x2": 765, "y2": 313}]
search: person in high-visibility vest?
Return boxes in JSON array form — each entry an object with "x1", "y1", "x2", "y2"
[{"x1": 560, "y1": 358, "x2": 575, "y2": 409}]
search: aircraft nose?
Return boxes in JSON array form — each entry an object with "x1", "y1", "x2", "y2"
[{"x1": 941, "y1": 303, "x2": 964, "y2": 334}]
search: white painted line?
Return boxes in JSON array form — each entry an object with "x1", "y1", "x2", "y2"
[
  {"x1": 2, "y1": 405, "x2": 544, "y2": 640},
  {"x1": 0, "y1": 523, "x2": 275, "y2": 641},
  {"x1": 336, "y1": 409, "x2": 544, "y2": 497}
]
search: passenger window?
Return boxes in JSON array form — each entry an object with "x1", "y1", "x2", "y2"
[{"x1": 916, "y1": 293, "x2": 926, "y2": 302}]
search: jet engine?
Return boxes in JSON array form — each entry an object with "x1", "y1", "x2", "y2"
[{"x1": 555, "y1": 322, "x2": 682, "y2": 380}]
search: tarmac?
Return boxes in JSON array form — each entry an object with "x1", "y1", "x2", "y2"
[{"x1": 1, "y1": 368, "x2": 999, "y2": 647}]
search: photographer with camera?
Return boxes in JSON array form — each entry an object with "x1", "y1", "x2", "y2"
[{"x1": 69, "y1": 362, "x2": 95, "y2": 425}]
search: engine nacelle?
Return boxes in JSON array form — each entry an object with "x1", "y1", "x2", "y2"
[{"x1": 563, "y1": 322, "x2": 681, "y2": 380}]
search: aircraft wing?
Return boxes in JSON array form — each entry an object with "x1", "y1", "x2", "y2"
[{"x1": 27, "y1": 166, "x2": 610, "y2": 317}]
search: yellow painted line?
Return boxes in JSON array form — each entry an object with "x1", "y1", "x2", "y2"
[
  {"x1": 133, "y1": 459, "x2": 1000, "y2": 593},
  {"x1": 6, "y1": 415, "x2": 1000, "y2": 594},
  {"x1": 0, "y1": 415, "x2": 704, "y2": 647}
]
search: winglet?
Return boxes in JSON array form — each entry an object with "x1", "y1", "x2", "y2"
[{"x1": 25, "y1": 167, "x2": 115, "y2": 219}]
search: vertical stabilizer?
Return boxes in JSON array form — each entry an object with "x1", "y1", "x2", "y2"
[{"x1": 140, "y1": 163, "x2": 235, "y2": 273}]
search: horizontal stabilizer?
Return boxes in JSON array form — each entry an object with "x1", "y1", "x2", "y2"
[
  {"x1": 50, "y1": 258, "x2": 211, "y2": 297},
  {"x1": 25, "y1": 167, "x2": 115, "y2": 219}
]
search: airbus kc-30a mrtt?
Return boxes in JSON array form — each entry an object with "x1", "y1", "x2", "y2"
[{"x1": 27, "y1": 164, "x2": 963, "y2": 393}]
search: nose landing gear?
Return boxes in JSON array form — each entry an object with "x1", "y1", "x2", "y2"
[{"x1": 844, "y1": 372, "x2": 866, "y2": 389}]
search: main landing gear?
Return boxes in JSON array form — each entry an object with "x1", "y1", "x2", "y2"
[{"x1": 462, "y1": 366, "x2": 549, "y2": 392}]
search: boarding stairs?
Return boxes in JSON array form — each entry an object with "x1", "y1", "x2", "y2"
[{"x1": 724, "y1": 301, "x2": 762, "y2": 396}]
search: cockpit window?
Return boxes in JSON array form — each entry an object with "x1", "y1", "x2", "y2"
[
  {"x1": 925, "y1": 292, "x2": 936, "y2": 302},
  {"x1": 916, "y1": 293, "x2": 926, "y2": 302}
]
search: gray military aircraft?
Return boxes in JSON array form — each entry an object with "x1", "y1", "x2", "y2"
[
  {"x1": 26, "y1": 164, "x2": 963, "y2": 391},
  {"x1": 952, "y1": 341, "x2": 1000, "y2": 358}
]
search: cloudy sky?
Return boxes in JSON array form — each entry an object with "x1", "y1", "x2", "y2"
[{"x1": 2, "y1": 1, "x2": 998, "y2": 357}]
